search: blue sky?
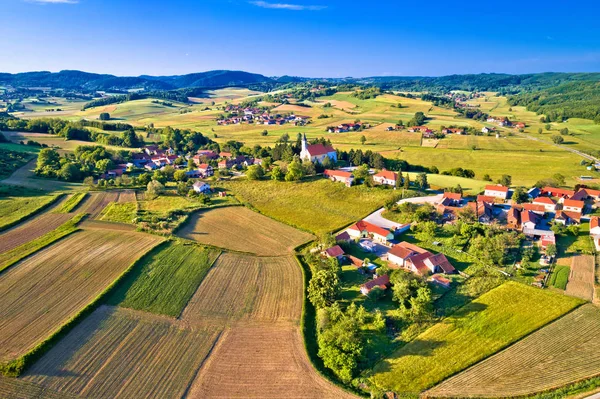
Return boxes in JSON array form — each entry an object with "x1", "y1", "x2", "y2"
[{"x1": 1, "y1": 0, "x2": 599, "y2": 77}]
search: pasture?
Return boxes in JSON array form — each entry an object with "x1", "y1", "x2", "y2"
[
  {"x1": 549, "y1": 265, "x2": 570, "y2": 290},
  {"x1": 109, "y1": 241, "x2": 220, "y2": 317},
  {"x1": 0, "y1": 229, "x2": 162, "y2": 366},
  {"x1": 369, "y1": 282, "x2": 583, "y2": 394},
  {"x1": 23, "y1": 306, "x2": 221, "y2": 399},
  {"x1": 214, "y1": 178, "x2": 398, "y2": 234},
  {"x1": 178, "y1": 206, "x2": 313, "y2": 255},
  {"x1": 180, "y1": 252, "x2": 303, "y2": 323},
  {"x1": 427, "y1": 304, "x2": 600, "y2": 398},
  {"x1": 0, "y1": 191, "x2": 60, "y2": 231},
  {"x1": 187, "y1": 324, "x2": 356, "y2": 399}
]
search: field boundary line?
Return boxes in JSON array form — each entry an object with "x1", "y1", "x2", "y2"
[
  {"x1": 179, "y1": 328, "x2": 226, "y2": 399},
  {"x1": 0, "y1": 192, "x2": 65, "y2": 233},
  {"x1": 1, "y1": 236, "x2": 165, "y2": 377},
  {"x1": 424, "y1": 301, "x2": 589, "y2": 398},
  {"x1": 175, "y1": 249, "x2": 224, "y2": 320}
]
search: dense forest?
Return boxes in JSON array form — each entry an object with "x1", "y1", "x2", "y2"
[{"x1": 507, "y1": 81, "x2": 600, "y2": 123}]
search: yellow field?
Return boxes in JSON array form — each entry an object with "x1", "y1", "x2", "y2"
[
  {"x1": 177, "y1": 206, "x2": 313, "y2": 255},
  {"x1": 427, "y1": 304, "x2": 600, "y2": 398},
  {"x1": 0, "y1": 229, "x2": 162, "y2": 364}
]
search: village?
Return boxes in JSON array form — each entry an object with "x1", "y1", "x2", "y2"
[{"x1": 216, "y1": 104, "x2": 311, "y2": 126}]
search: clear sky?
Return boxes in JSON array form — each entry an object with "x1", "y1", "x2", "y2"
[{"x1": 2, "y1": 0, "x2": 599, "y2": 77}]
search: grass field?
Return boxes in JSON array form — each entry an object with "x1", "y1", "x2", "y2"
[
  {"x1": 54, "y1": 192, "x2": 87, "y2": 213},
  {"x1": 180, "y1": 252, "x2": 303, "y2": 323},
  {"x1": 369, "y1": 282, "x2": 583, "y2": 394},
  {"x1": 550, "y1": 265, "x2": 570, "y2": 290},
  {"x1": 427, "y1": 304, "x2": 600, "y2": 398},
  {"x1": 214, "y1": 178, "x2": 398, "y2": 234},
  {"x1": 178, "y1": 206, "x2": 313, "y2": 255},
  {"x1": 23, "y1": 306, "x2": 221, "y2": 399},
  {"x1": 0, "y1": 229, "x2": 162, "y2": 366},
  {"x1": 0, "y1": 191, "x2": 60, "y2": 231},
  {"x1": 98, "y1": 202, "x2": 137, "y2": 223},
  {"x1": 108, "y1": 241, "x2": 220, "y2": 317},
  {"x1": 404, "y1": 172, "x2": 488, "y2": 194},
  {"x1": 187, "y1": 324, "x2": 356, "y2": 399}
]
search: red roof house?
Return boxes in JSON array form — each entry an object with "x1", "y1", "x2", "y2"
[{"x1": 360, "y1": 275, "x2": 390, "y2": 295}]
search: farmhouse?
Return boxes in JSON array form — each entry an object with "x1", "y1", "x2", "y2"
[
  {"x1": 540, "y1": 234, "x2": 556, "y2": 249},
  {"x1": 484, "y1": 184, "x2": 509, "y2": 200},
  {"x1": 323, "y1": 169, "x2": 354, "y2": 187},
  {"x1": 335, "y1": 231, "x2": 352, "y2": 243},
  {"x1": 373, "y1": 170, "x2": 398, "y2": 186},
  {"x1": 387, "y1": 242, "x2": 428, "y2": 268},
  {"x1": 387, "y1": 242, "x2": 456, "y2": 275},
  {"x1": 507, "y1": 207, "x2": 521, "y2": 229},
  {"x1": 324, "y1": 245, "x2": 345, "y2": 260},
  {"x1": 300, "y1": 134, "x2": 338, "y2": 163},
  {"x1": 520, "y1": 203, "x2": 546, "y2": 215},
  {"x1": 555, "y1": 210, "x2": 581, "y2": 225},
  {"x1": 192, "y1": 182, "x2": 211, "y2": 194},
  {"x1": 571, "y1": 188, "x2": 600, "y2": 201},
  {"x1": 197, "y1": 163, "x2": 214, "y2": 177},
  {"x1": 521, "y1": 210, "x2": 540, "y2": 230},
  {"x1": 533, "y1": 196, "x2": 556, "y2": 212},
  {"x1": 486, "y1": 116, "x2": 510, "y2": 126},
  {"x1": 468, "y1": 200, "x2": 493, "y2": 223},
  {"x1": 442, "y1": 192, "x2": 462, "y2": 206},
  {"x1": 442, "y1": 128, "x2": 465, "y2": 134},
  {"x1": 542, "y1": 186, "x2": 575, "y2": 199},
  {"x1": 360, "y1": 275, "x2": 390, "y2": 295},
  {"x1": 481, "y1": 126, "x2": 496, "y2": 134},
  {"x1": 590, "y1": 216, "x2": 600, "y2": 236},
  {"x1": 563, "y1": 199, "x2": 585, "y2": 213},
  {"x1": 347, "y1": 220, "x2": 395, "y2": 244}
]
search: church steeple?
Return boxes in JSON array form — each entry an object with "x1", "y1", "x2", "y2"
[{"x1": 301, "y1": 133, "x2": 308, "y2": 153}]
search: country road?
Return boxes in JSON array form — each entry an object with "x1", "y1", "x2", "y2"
[
  {"x1": 363, "y1": 193, "x2": 443, "y2": 230},
  {"x1": 511, "y1": 130, "x2": 599, "y2": 163}
]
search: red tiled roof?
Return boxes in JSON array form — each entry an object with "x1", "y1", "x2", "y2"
[
  {"x1": 477, "y1": 195, "x2": 496, "y2": 204},
  {"x1": 325, "y1": 245, "x2": 345, "y2": 258},
  {"x1": 591, "y1": 216, "x2": 599, "y2": 230},
  {"x1": 324, "y1": 169, "x2": 353, "y2": 179},
  {"x1": 563, "y1": 199, "x2": 584, "y2": 209},
  {"x1": 306, "y1": 143, "x2": 335, "y2": 156},
  {"x1": 533, "y1": 197, "x2": 556, "y2": 205},
  {"x1": 555, "y1": 210, "x2": 582, "y2": 223},
  {"x1": 347, "y1": 255, "x2": 364, "y2": 267},
  {"x1": 220, "y1": 151, "x2": 232, "y2": 157},
  {"x1": 521, "y1": 210, "x2": 540, "y2": 226},
  {"x1": 443, "y1": 192, "x2": 462, "y2": 201},
  {"x1": 408, "y1": 251, "x2": 435, "y2": 275},
  {"x1": 374, "y1": 170, "x2": 398, "y2": 181},
  {"x1": 396, "y1": 241, "x2": 429, "y2": 254},
  {"x1": 485, "y1": 184, "x2": 509, "y2": 193},
  {"x1": 426, "y1": 253, "x2": 455, "y2": 274},
  {"x1": 348, "y1": 220, "x2": 391, "y2": 238},
  {"x1": 335, "y1": 231, "x2": 351, "y2": 242},
  {"x1": 431, "y1": 274, "x2": 451, "y2": 285},
  {"x1": 388, "y1": 245, "x2": 417, "y2": 259},
  {"x1": 521, "y1": 203, "x2": 546, "y2": 213},
  {"x1": 542, "y1": 187, "x2": 575, "y2": 197},
  {"x1": 361, "y1": 275, "x2": 390, "y2": 292}
]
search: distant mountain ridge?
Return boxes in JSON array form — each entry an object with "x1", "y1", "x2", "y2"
[{"x1": 0, "y1": 70, "x2": 599, "y2": 92}]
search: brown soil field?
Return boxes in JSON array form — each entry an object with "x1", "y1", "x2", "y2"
[
  {"x1": 566, "y1": 255, "x2": 595, "y2": 301},
  {"x1": 177, "y1": 206, "x2": 313, "y2": 256},
  {"x1": 180, "y1": 252, "x2": 302, "y2": 323},
  {"x1": 0, "y1": 230, "x2": 162, "y2": 363},
  {"x1": 427, "y1": 305, "x2": 600, "y2": 398},
  {"x1": 0, "y1": 213, "x2": 72, "y2": 254},
  {"x1": 117, "y1": 189, "x2": 137, "y2": 203},
  {"x1": 79, "y1": 219, "x2": 137, "y2": 232},
  {"x1": 0, "y1": 376, "x2": 78, "y2": 399},
  {"x1": 187, "y1": 324, "x2": 356, "y2": 399},
  {"x1": 23, "y1": 306, "x2": 221, "y2": 399}
]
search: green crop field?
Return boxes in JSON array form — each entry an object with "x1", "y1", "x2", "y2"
[
  {"x1": 549, "y1": 265, "x2": 570, "y2": 290},
  {"x1": 0, "y1": 191, "x2": 60, "y2": 231},
  {"x1": 54, "y1": 192, "x2": 87, "y2": 213},
  {"x1": 99, "y1": 202, "x2": 137, "y2": 224},
  {"x1": 214, "y1": 178, "x2": 398, "y2": 234},
  {"x1": 369, "y1": 282, "x2": 583, "y2": 395},
  {"x1": 108, "y1": 240, "x2": 220, "y2": 317}
]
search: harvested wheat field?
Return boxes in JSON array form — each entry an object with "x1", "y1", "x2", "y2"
[
  {"x1": 0, "y1": 230, "x2": 162, "y2": 364},
  {"x1": 187, "y1": 324, "x2": 355, "y2": 399},
  {"x1": 0, "y1": 376, "x2": 78, "y2": 399},
  {"x1": 180, "y1": 252, "x2": 302, "y2": 323},
  {"x1": 178, "y1": 206, "x2": 313, "y2": 255},
  {"x1": 427, "y1": 304, "x2": 600, "y2": 398},
  {"x1": 24, "y1": 306, "x2": 221, "y2": 399},
  {"x1": 0, "y1": 213, "x2": 72, "y2": 254},
  {"x1": 566, "y1": 255, "x2": 595, "y2": 301}
]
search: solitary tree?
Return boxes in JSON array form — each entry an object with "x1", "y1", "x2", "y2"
[
  {"x1": 552, "y1": 135, "x2": 564, "y2": 144},
  {"x1": 99, "y1": 112, "x2": 110, "y2": 121},
  {"x1": 360, "y1": 135, "x2": 367, "y2": 145}
]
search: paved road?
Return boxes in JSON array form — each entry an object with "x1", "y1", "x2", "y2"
[
  {"x1": 363, "y1": 193, "x2": 443, "y2": 230},
  {"x1": 585, "y1": 393, "x2": 600, "y2": 399}
]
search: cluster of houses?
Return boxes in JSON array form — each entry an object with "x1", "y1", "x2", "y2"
[
  {"x1": 326, "y1": 122, "x2": 364, "y2": 133},
  {"x1": 406, "y1": 126, "x2": 466, "y2": 138},
  {"x1": 216, "y1": 105, "x2": 310, "y2": 126},
  {"x1": 323, "y1": 168, "x2": 401, "y2": 188},
  {"x1": 486, "y1": 116, "x2": 526, "y2": 129},
  {"x1": 323, "y1": 219, "x2": 456, "y2": 295}
]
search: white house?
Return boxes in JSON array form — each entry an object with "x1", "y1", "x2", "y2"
[
  {"x1": 521, "y1": 210, "x2": 540, "y2": 230},
  {"x1": 300, "y1": 134, "x2": 337, "y2": 163},
  {"x1": 563, "y1": 199, "x2": 584, "y2": 213},
  {"x1": 373, "y1": 170, "x2": 398, "y2": 186},
  {"x1": 484, "y1": 184, "x2": 509, "y2": 200},
  {"x1": 590, "y1": 216, "x2": 600, "y2": 236},
  {"x1": 532, "y1": 196, "x2": 557, "y2": 212},
  {"x1": 192, "y1": 181, "x2": 211, "y2": 194},
  {"x1": 324, "y1": 169, "x2": 354, "y2": 187}
]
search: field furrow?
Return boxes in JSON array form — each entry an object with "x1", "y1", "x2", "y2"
[
  {"x1": 0, "y1": 213, "x2": 72, "y2": 254},
  {"x1": 0, "y1": 229, "x2": 163, "y2": 364}
]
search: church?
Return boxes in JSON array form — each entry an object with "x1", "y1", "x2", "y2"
[{"x1": 299, "y1": 134, "x2": 338, "y2": 163}]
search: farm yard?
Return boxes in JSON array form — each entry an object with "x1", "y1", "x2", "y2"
[
  {"x1": 23, "y1": 306, "x2": 221, "y2": 399},
  {"x1": 180, "y1": 252, "x2": 303, "y2": 323},
  {"x1": 427, "y1": 304, "x2": 600, "y2": 398},
  {"x1": 177, "y1": 206, "x2": 313, "y2": 255},
  {"x1": 0, "y1": 229, "x2": 162, "y2": 367},
  {"x1": 369, "y1": 282, "x2": 583, "y2": 394}
]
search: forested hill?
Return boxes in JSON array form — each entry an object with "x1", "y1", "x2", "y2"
[
  {"x1": 508, "y1": 81, "x2": 600, "y2": 123},
  {"x1": 1, "y1": 70, "x2": 599, "y2": 93},
  {"x1": 0, "y1": 70, "x2": 273, "y2": 91}
]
